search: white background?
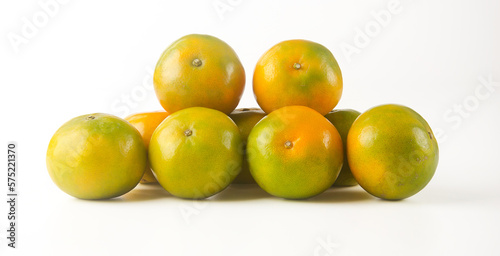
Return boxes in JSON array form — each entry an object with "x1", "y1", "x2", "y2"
[{"x1": 1, "y1": 0, "x2": 500, "y2": 255}]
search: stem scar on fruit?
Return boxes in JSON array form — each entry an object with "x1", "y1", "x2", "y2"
[
  {"x1": 86, "y1": 115, "x2": 95, "y2": 120},
  {"x1": 184, "y1": 129, "x2": 193, "y2": 137},
  {"x1": 284, "y1": 140, "x2": 293, "y2": 149},
  {"x1": 293, "y1": 63, "x2": 301, "y2": 70},
  {"x1": 192, "y1": 58, "x2": 202, "y2": 67}
]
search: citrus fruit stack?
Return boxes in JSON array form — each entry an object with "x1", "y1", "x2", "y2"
[{"x1": 46, "y1": 34, "x2": 438, "y2": 201}]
